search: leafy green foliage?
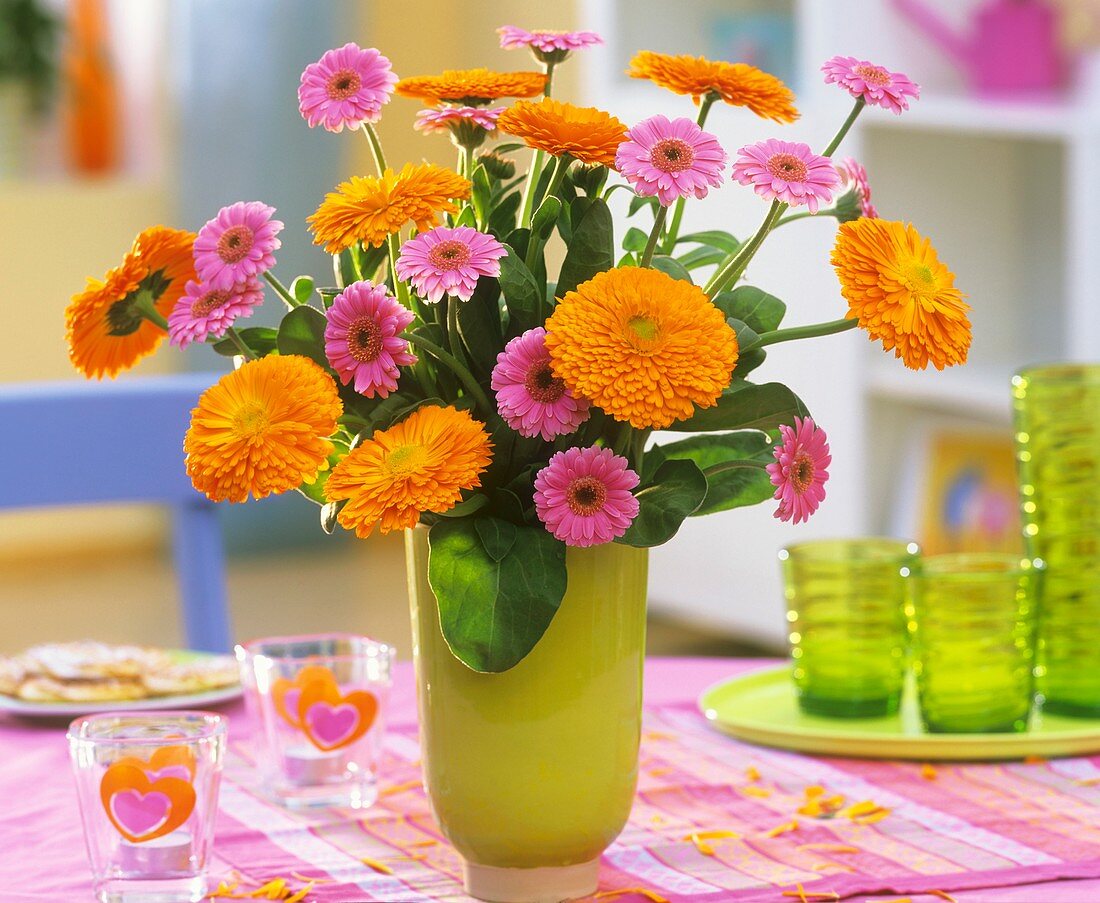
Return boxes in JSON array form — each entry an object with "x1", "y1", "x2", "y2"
[
  {"x1": 650, "y1": 256, "x2": 693, "y2": 284},
  {"x1": 668, "y1": 381, "x2": 810, "y2": 433},
  {"x1": 428, "y1": 518, "x2": 567, "y2": 672},
  {"x1": 556, "y1": 197, "x2": 614, "y2": 297},
  {"x1": 488, "y1": 192, "x2": 522, "y2": 239},
  {"x1": 471, "y1": 164, "x2": 493, "y2": 227},
  {"x1": 648, "y1": 432, "x2": 775, "y2": 516},
  {"x1": 497, "y1": 244, "x2": 543, "y2": 338},
  {"x1": 277, "y1": 306, "x2": 329, "y2": 368},
  {"x1": 712, "y1": 286, "x2": 786, "y2": 333},
  {"x1": 617, "y1": 459, "x2": 707, "y2": 547},
  {"x1": 457, "y1": 277, "x2": 504, "y2": 376},
  {"x1": 211, "y1": 326, "x2": 278, "y2": 358},
  {"x1": 290, "y1": 275, "x2": 315, "y2": 305}
]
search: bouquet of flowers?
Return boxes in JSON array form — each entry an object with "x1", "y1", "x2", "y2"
[{"x1": 64, "y1": 28, "x2": 970, "y2": 672}]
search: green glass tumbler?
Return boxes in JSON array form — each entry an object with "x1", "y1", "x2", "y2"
[
  {"x1": 1013, "y1": 364, "x2": 1100, "y2": 716},
  {"x1": 908, "y1": 553, "x2": 1041, "y2": 733},
  {"x1": 780, "y1": 539, "x2": 918, "y2": 718}
]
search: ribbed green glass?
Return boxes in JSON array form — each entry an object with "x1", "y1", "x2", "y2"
[
  {"x1": 908, "y1": 553, "x2": 1040, "y2": 733},
  {"x1": 780, "y1": 539, "x2": 917, "y2": 718},
  {"x1": 1013, "y1": 364, "x2": 1100, "y2": 717}
]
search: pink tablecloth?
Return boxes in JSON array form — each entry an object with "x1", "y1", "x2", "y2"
[{"x1": 4, "y1": 658, "x2": 1100, "y2": 902}]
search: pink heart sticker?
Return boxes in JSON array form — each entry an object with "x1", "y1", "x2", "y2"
[
  {"x1": 144, "y1": 765, "x2": 191, "y2": 784},
  {"x1": 304, "y1": 701, "x2": 360, "y2": 749},
  {"x1": 110, "y1": 790, "x2": 171, "y2": 838}
]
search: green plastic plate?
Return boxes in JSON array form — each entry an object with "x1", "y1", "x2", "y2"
[{"x1": 698, "y1": 665, "x2": 1100, "y2": 761}]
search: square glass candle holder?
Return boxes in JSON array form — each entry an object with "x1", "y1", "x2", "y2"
[
  {"x1": 908, "y1": 553, "x2": 1041, "y2": 733},
  {"x1": 237, "y1": 633, "x2": 395, "y2": 809},
  {"x1": 780, "y1": 538, "x2": 918, "y2": 718},
  {"x1": 67, "y1": 711, "x2": 226, "y2": 903}
]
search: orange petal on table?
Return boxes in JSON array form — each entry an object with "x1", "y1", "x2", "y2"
[
  {"x1": 765, "y1": 819, "x2": 799, "y2": 837},
  {"x1": 928, "y1": 892, "x2": 958, "y2": 902},
  {"x1": 594, "y1": 890, "x2": 669, "y2": 903},
  {"x1": 921, "y1": 763, "x2": 938, "y2": 780}
]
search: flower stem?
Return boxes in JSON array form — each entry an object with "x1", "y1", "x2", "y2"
[
  {"x1": 361, "y1": 122, "x2": 388, "y2": 173},
  {"x1": 524, "y1": 154, "x2": 571, "y2": 271},
  {"x1": 703, "y1": 199, "x2": 784, "y2": 296},
  {"x1": 263, "y1": 270, "x2": 298, "y2": 309},
  {"x1": 403, "y1": 331, "x2": 492, "y2": 415},
  {"x1": 519, "y1": 63, "x2": 556, "y2": 229},
  {"x1": 772, "y1": 210, "x2": 821, "y2": 228},
  {"x1": 753, "y1": 316, "x2": 858, "y2": 349},
  {"x1": 702, "y1": 459, "x2": 768, "y2": 479},
  {"x1": 657, "y1": 94, "x2": 717, "y2": 255},
  {"x1": 133, "y1": 290, "x2": 168, "y2": 330},
  {"x1": 822, "y1": 98, "x2": 865, "y2": 158},
  {"x1": 640, "y1": 205, "x2": 668, "y2": 268},
  {"x1": 223, "y1": 326, "x2": 257, "y2": 360},
  {"x1": 446, "y1": 295, "x2": 468, "y2": 369}
]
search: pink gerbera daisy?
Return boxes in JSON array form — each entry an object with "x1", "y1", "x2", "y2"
[
  {"x1": 615, "y1": 114, "x2": 727, "y2": 207},
  {"x1": 298, "y1": 43, "x2": 398, "y2": 132},
  {"x1": 836, "y1": 156, "x2": 877, "y2": 219},
  {"x1": 822, "y1": 56, "x2": 919, "y2": 115},
  {"x1": 193, "y1": 201, "x2": 283, "y2": 292},
  {"x1": 168, "y1": 277, "x2": 264, "y2": 349},
  {"x1": 396, "y1": 225, "x2": 507, "y2": 303},
  {"x1": 767, "y1": 417, "x2": 831, "y2": 524},
  {"x1": 492, "y1": 327, "x2": 590, "y2": 441},
  {"x1": 534, "y1": 446, "x2": 640, "y2": 547},
  {"x1": 731, "y1": 140, "x2": 839, "y2": 213},
  {"x1": 497, "y1": 26, "x2": 602, "y2": 62},
  {"x1": 414, "y1": 106, "x2": 505, "y2": 134},
  {"x1": 324, "y1": 280, "x2": 417, "y2": 398}
]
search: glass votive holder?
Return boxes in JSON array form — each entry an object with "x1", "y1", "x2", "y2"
[
  {"x1": 237, "y1": 633, "x2": 395, "y2": 809},
  {"x1": 908, "y1": 553, "x2": 1042, "y2": 733},
  {"x1": 67, "y1": 711, "x2": 226, "y2": 903},
  {"x1": 780, "y1": 538, "x2": 918, "y2": 718}
]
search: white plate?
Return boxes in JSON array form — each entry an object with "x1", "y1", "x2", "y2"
[{"x1": 0, "y1": 682, "x2": 242, "y2": 719}]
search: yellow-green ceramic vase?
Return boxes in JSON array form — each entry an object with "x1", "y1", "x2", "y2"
[{"x1": 405, "y1": 527, "x2": 648, "y2": 903}]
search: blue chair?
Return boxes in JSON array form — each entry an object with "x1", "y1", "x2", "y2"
[{"x1": 0, "y1": 373, "x2": 233, "y2": 652}]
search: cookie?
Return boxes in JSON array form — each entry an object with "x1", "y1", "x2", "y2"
[
  {"x1": 142, "y1": 655, "x2": 240, "y2": 695},
  {"x1": 16, "y1": 676, "x2": 147, "y2": 702}
]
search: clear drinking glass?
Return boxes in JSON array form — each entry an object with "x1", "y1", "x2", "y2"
[
  {"x1": 780, "y1": 538, "x2": 918, "y2": 717},
  {"x1": 1013, "y1": 363, "x2": 1100, "y2": 716},
  {"x1": 908, "y1": 553, "x2": 1041, "y2": 733},
  {"x1": 237, "y1": 633, "x2": 394, "y2": 809},
  {"x1": 67, "y1": 711, "x2": 226, "y2": 903}
]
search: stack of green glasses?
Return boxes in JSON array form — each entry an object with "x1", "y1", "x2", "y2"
[{"x1": 1013, "y1": 364, "x2": 1100, "y2": 717}]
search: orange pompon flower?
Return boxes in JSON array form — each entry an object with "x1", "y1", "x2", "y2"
[
  {"x1": 65, "y1": 226, "x2": 196, "y2": 379},
  {"x1": 628, "y1": 51, "x2": 799, "y2": 123},
  {"x1": 308, "y1": 163, "x2": 470, "y2": 253},
  {"x1": 545, "y1": 267, "x2": 738, "y2": 429},
  {"x1": 325, "y1": 405, "x2": 493, "y2": 538},
  {"x1": 395, "y1": 68, "x2": 546, "y2": 104},
  {"x1": 185, "y1": 355, "x2": 343, "y2": 503},
  {"x1": 832, "y1": 218, "x2": 970, "y2": 371},
  {"x1": 497, "y1": 98, "x2": 628, "y2": 166}
]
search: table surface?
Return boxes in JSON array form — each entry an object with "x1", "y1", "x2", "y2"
[{"x1": 3, "y1": 657, "x2": 1100, "y2": 902}]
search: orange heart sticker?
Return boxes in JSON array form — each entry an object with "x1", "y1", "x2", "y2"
[
  {"x1": 297, "y1": 679, "x2": 377, "y2": 752},
  {"x1": 100, "y1": 763, "x2": 196, "y2": 843},
  {"x1": 272, "y1": 664, "x2": 338, "y2": 728},
  {"x1": 112, "y1": 744, "x2": 196, "y2": 784}
]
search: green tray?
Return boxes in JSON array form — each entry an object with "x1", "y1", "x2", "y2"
[{"x1": 699, "y1": 665, "x2": 1100, "y2": 761}]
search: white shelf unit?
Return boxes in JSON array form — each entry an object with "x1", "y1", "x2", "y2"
[{"x1": 577, "y1": 0, "x2": 1100, "y2": 646}]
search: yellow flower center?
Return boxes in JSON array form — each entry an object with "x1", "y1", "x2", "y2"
[
  {"x1": 428, "y1": 239, "x2": 472, "y2": 271},
  {"x1": 524, "y1": 360, "x2": 566, "y2": 403},
  {"x1": 326, "y1": 69, "x2": 362, "y2": 100},
  {"x1": 650, "y1": 137, "x2": 695, "y2": 173},
  {"x1": 385, "y1": 443, "x2": 428, "y2": 475},
  {"x1": 626, "y1": 314, "x2": 660, "y2": 347},
  {"x1": 790, "y1": 451, "x2": 815, "y2": 493},
  {"x1": 766, "y1": 153, "x2": 807, "y2": 182},
  {"x1": 567, "y1": 475, "x2": 607, "y2": 516},
  {"x1": 232, "y1": 401, "x2": 270, "y2": 439},
  {"x1": 854, "y1": 64, "x2": 891, "y2": 87},
  {"x1": 191, "y1": 289, "x2": 230, "y2": 318},
  {"x1": 347, "y1": 315, "x2": 384, "y2": 362},
  {"x1": 218, "y1": 225, "x2": 254, "y2": 264}
]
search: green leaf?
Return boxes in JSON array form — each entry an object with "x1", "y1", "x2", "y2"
[
  {"x1": 290, "y1": 275, "x2": 315, "y2": 305},
  {"x1": 622, "y1": 226, "x2": 648, "y2": 253},
  {"x1": 617, "y1": 252, "x2": 639, "y2": 267},
  {"x1": 475, "y1": 516, "x2": 517, "y2": 561},
  {"x1": 457, "y1": 277, "x2": 504, "y2": 375},
  {"x1": 627, "y1": 194, "x2": 660, "y2": 218},
  {"x1": 711, "y1": 286, "x2": 786, "y2": 333},
  {"x1": 667, "y1": 381, "x2": 810, "y2": 433},
  {"x1": 733, "y1": 348, "x2": 767, "y2": 378},
  {"x1": 676, "y1": 230, "x2": 741, "y2": 253},
  {"x1": 491, "y1": 141, "x2": 527, "y2": 154},
  {"x1": 471, "y1": 164, "x2": 492, "y2": 227},
  {"x1": 676, "y1": 246, "x2": 727, "y2": 271},
  {"x1": 437, "y1": 493, "x2": 489, "y2": 519},
  {"x1": 650, "y1": 256, "x2": 693, "y2": 284},
  {"x1": 333, "y1": 248, "x2": 359, "y2": 288},
  {"x1": 488, "y1": 191, "x2": 522, "y2": 239},
  {"x1": 498, "y1": 244, "x2": 543, "y2": 338},
  {"x1": 428, "y1": 519, "x2": 567, "y2": 672},
  {"x1": 453, "y1": 205, "x2": 477, "y2": 229},
  {"x1": 531, "y1": 195, "x2": 562, "y2": 241},
  {"x1": 618, "y1": 459, "x2": 707, "y2": 547},
  {"x1": 653, "y1": 432, "x2": 775, "y2": 516},
  {"x1": 320, "y1": 500, "x2": 343, "y2": 534},
  {"x1": 727, "y1": 317, "x2": 761, "y2": 352},
  {"x1": 211, "y1": 326, "x2": 278, "y2": 358},
  {"x1": 276, "y1": 306, "x2": 329, "y2": 368},
  {"x1": 357, "y1": 244, "x2": 389, "y2": 282},
  {"x1": 556, "y1": 197, "x2": 614, "y2": 297}
]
